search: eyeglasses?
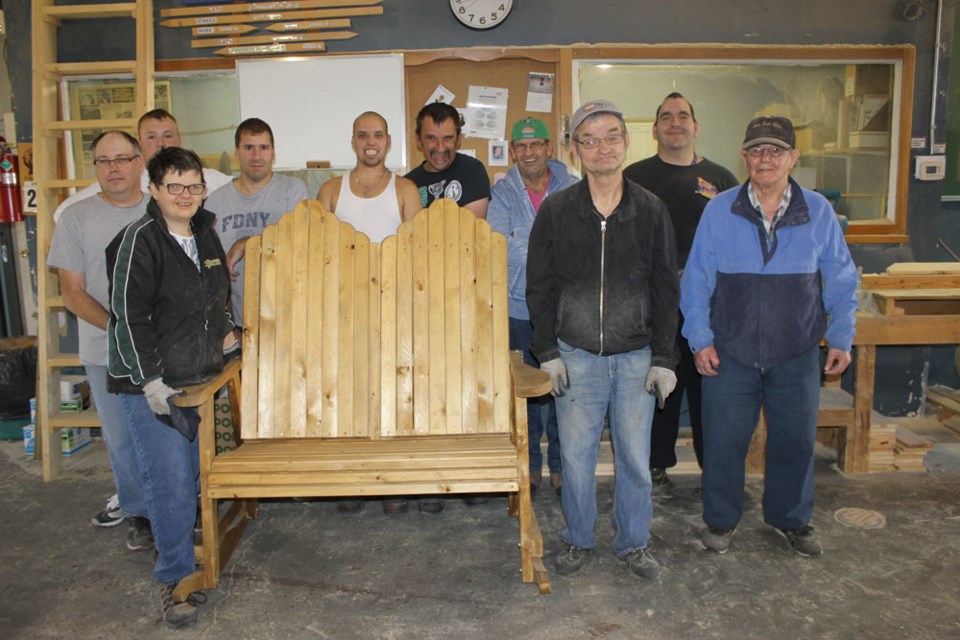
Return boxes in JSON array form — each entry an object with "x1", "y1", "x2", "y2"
[
  {"x1": 93, "y1": 155, "x2": 139, "y2": 168},
  {"x1": 512, "y1": 140, "x2": 546, "y2": 153},
  {"x1": 162, "y1": 183, "x2": 206, "y2": 196},
  {"x1": 575, "y1": 134, "x2": 624, "y2": 149},
  {"x1": 745, "y1": 145, "x2": 790, "y2": 158}
]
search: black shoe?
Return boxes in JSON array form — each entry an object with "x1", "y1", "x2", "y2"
[
  {"x1": 555, "y1": 544, "x2": 592, "y2": 576},
  {"x1": 127, "y1": 516, "x2": 155, "y2": 552},
  {"x1": 530, "y1": 469, "x2": 542, "y2": 493},
  {"x1": 775, "y1": 525, "x2": 823, "y2": 557},
  {"x1": 621, "y1": 547, "x2": 661, "y2": 579},
  {"x1": 650, "y1": 467, "x2": 672, "y2": 489},
  {"x1": 90, "y1": 495, "x2": 126, "y2": 528},
  {"x1": 337, "y1": 499, "x2": 363, "y2": 514},
  {"x1": 701, "y1": 525, "x2": 736, "y2": 554},
  {"x1": 419, "y1": 498, "x2": 444, "y2": 513},
  {"x1": 159, "y1": 584, "x2": 205, "y2": 629},
  {"x1": 383, "y1": 498, "x2": 409, "y2": 514},
  {"x1": 550, "y1": 471, "x2": 562, "y2": 497}
]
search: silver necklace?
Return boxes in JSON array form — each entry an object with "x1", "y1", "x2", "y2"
[{"x1": 352, "y1": 169, "x2": 389, "y2": 197}]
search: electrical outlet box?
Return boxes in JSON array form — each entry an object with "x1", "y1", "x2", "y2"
[{"x1": 915, "y1": 155, "x2": 946, "y2": 181}]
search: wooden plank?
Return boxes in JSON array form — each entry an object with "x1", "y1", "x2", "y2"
[
  {"x1": 191, "y1": 24, "x2": 258, "y2": 36},
  {"x1": 885, "y1": 262, "x2": 960, "y2": 275},
  {"x1": 443, "y1": 201, "x2": 463, "y2": 434},
  {"x1": 427, "y1": 205, "x2": 447, "y2": 434},
  {"x1": 460, "y1": 209, "x2": 479, "y2": 434},
  {"x1": 379, "y1": 236, "x2": 398, "y2": 437},
  {"x1": 854, "y1": 314, "x2": 960, "y2": 345},
  {"x1": 337, "y1": 222, "x2": 356, "y2": 437},
  {"x1": 320, "y1": 211, "x2": 341, "y2": 436},
  {"x1": 352, "y1": 233, "x2": 370, "y2": 438},
  {"x1": 161, "y1": 7, "x2": 383, "y2": 28},
  {"x1": 895, "y1": 425, "x2": 934, "y2": 448},
  {"x1": 162, "y1": 0, "x2": 381, "y2": 18},
  {"x1": 394, "y1": 225, "x2": 414, "y2": 436},
  {"x1": 475, "y1": 217, "x2": 495, "y2": 433},
  {"x1": 257, "y1": 224, "x2": 279, "y2": 438},
  {"x1": 860, "y1": 273, "x2": 960, "y2": 290},
  {"x1": 305, "y1": 202, "x2": 326, "y2": 437},
  {"x1": 288, "y1": 206, "x2": 310, "y2": 437},
  {"x1": 213, "y1": 41, "x2": 326, "y2": 56},
  {"x1": 411, "y1": 213, "x2": 430, "y2": 435},
  {"x1": 265, "y1": 18, "x2": 351, "y2": 31},
  {"x1": 273, "y1": 212, "x2": 295, "y2": 437},
  {"x1": 842, "y1": 344, "x2": 875, "y2": 473},
  {"x1": 241, "y1": 235, "x2": 261, "y2": 439},
  {"x1": 193, "y1": 30, "x2": 356, "y2": 48},
  {"x1": 491, "y1": 231, "x2": 511, "y2": 434}
]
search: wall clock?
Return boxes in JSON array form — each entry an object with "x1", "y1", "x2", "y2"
[{"x1": 449, "y1": 0, "x2": 514, "y2": 30}]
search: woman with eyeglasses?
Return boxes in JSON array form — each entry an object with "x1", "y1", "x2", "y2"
[{"x1": 105, "y1": 146, "x2": 235, "y2": 629}]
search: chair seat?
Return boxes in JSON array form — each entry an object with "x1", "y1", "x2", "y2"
[{"x1": 208, "y1": 434, "x2": 521, "y2": 499}]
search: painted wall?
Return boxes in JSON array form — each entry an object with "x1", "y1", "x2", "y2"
[{"x1": 4, "y1": 0, "x2": 958, "y2": 414}]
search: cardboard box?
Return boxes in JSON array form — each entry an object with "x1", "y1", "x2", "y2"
[
  {"x1": 22, "y1": 425, "x2": 35, "y2": 456},
  {"x1": 849, "y1": 131, "x2": 889, "y2": 149},
  {"x1": 62, "y1": 427, "x2": 92, "y2": 456},
  {"x1": 60, "y1": 375, "x2": 91, "y2": 412},
  {"x1": 29, "y1": 397, "x2": 36, "y2": 424}
]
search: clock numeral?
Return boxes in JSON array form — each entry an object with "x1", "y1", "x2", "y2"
[
  {"x1": 458, "y1": 6, "x2": 465, "y2": 13},
  {"x1": 499, "y1": 3, "x2": 506, "y2": 9},
  {"x1": 479, "y1": 15, "x2": 486, "y2": 24}
]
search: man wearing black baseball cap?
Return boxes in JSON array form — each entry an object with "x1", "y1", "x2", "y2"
[{"x1": 680, "y1": 115, "x2": 858, "y2": 558}]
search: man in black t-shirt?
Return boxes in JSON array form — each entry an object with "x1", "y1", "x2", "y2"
[
  {"x1": 405, "y1": 102, "x2": 490, "y2": 219},
  {"x1": 624, "y1": 92, "x2": 738, "y2": 486}
]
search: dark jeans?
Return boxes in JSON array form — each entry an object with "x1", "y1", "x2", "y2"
[
  {"x1": 701, "y1": 345, "x2": 820, "y2": 531},
  {"x1": 649, "y1": 330, "x2": 703, "y2": 469},
  {"x1": 509, "y1": 317, "x2": 561, "y2": 474}
]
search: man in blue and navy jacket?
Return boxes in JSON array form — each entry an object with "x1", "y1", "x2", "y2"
[{"x1": 680, "y1": 116, "x2": 858, "y2": 558}]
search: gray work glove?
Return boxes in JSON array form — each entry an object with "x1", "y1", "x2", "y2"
[
  {"x1": 541, "y1": 358, "x2": 569, "y2": 397},
  {"x1": 143, "y1": 378, "x2": 181, "y2": 416},
  {"x1": 644, "y1": 366, "x2": 677, "y2": 409}
]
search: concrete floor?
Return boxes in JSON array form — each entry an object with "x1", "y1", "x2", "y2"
[{"x1": 1, "y1": 422, "x2": 959, "y2": 640}]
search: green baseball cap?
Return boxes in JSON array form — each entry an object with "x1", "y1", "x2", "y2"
[{"x1": 510, "y1": 117, "x2": 550, "y2": 141}]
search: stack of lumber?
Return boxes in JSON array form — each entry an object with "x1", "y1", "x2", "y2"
[
  {"x1": 894, "y1": 425, "x2": 934, "y2": 472},
  {"x1": 927, "y1": 385, "x2": 960, "y2": 426},
  {"x1": 867, "y1": 423, "x2": 897, "y2": 472},
  {"x1": 860, "y1": 262, "x2": 960, "y2": 316}
]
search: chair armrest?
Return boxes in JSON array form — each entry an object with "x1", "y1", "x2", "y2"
[
  {"x1": 510, "y1": 354, "x2": 551, "y2": 398},
  {"x1": 173, "y1": 359, "x2": 242, "y2": 408}
]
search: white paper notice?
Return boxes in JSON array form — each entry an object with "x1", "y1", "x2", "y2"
[
  {"x1": 488, "y1": 139, "x2": 508, "y2": 167},
  {"x1": 465, "y1": 86, "x2": 508, "y2": 140},
  {"x1": 425, "y1": 84, "x2": 456, "y2": 106},
  {"x1": 525, "y1": 72, "x2": 555, "y2": 113}
]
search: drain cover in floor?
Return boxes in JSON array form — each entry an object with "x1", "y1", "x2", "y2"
[{"x1": 834, "y1": 507, "x2": 887, "y2": 529}]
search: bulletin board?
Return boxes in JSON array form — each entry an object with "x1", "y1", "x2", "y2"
[{"x1": 405, "y1": 54, "x2": 561, "y2": 183}]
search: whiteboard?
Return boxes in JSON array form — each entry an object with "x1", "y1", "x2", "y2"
[{"x1": 238, "y1": 54, "x2": 406, "y2": 170}]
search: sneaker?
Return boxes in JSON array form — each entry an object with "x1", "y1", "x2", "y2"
[
  {"x1": 621, "y1": 547, "x2": 661, "y2": 579},
  {"x1": 775, "y1": 526, "x2": 823, "y2": 557},
  {"x1": 650, "y1": 467, "x2": 672, "y2": 489},
  {"x1": 127, "y1": 516, "x2": 155, "y2": 552},
  {"x1": 555, "y1": 544, "x2": 592, "y2": 576},
  {"x1": 701, "y1": 525, "x2": 736, "y2": 554},
  {"x1": 90, "y1": 494, "x2": 127, "y2": 528},
  {"x1": 337, "y1": 499, "x2": 364, "y2": 514},
  {"x1": 159, "y1": 583, "x2": 205, "y2": 629},
  {"x1": 550, "y1": 471, "x2": 562, "y2": 496},
  {"x1": 382, "y1": 498, "x2": 409, "y2": 514},
  {"x1": 419, "y1": 498, "x2": 444, "y2": 513}
]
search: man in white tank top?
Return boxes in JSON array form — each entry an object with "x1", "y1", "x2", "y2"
[{"x1": 316, "y1": 111, "x2": 423, "y2": 242}]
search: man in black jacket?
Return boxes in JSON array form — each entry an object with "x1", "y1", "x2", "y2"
[{"x1": 526, "y1": 100, "x2": 680, "y2": 580}]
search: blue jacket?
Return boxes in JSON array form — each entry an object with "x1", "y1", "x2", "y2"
[
  {"x1": 488, "y1": 159, "x2": 578, "y2": 320},
  {"x1": 680, "y1": 178, "x2": 858, "y2": 369}
]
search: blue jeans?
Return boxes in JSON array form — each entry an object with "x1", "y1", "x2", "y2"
[
  {"x1": 119, "y1": 393, "x2": 199, "y2": 585},
  {"x1": 509, "y1": 318, "x2": 561, "y2": 474},
  {"x1": 701, "y1": 345, "x2": 820, "y2": 531},
  {"x1": 554, "y1": 341, "x2": 654, "y2": 557},
  {"x1": 85, "y1": 365, "x2": 147, "y2": 517}
]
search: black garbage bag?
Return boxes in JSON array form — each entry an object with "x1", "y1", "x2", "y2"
[{"x1": 0, "y1": 343, "x2": 37, "y2": 419}]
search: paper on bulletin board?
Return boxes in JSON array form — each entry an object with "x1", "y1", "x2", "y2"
[
  {"x1": 465, "y1": 86, "x2": 508, "y2": 140},
  {"x1": 425, "y1": 84, "x2": 456, "y2": 106},
  {"x1": 526, "y1": 72, "x2": 555, "y2": 113},
  {"x1": 488, "y1": 139, "x2": 508, "y2": 166}
]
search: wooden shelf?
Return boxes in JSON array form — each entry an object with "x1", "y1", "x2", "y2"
[
  {"x1": 43, "y1": 118, "x2": 138, "y2": 132},
  {"x1": 43, "y1": 3, "x2": 137, "y2": 21},
  {"x1": 45, "y1": 61, "x2": 136, "y2": 75},
  {"x1": 49, "y1": 410, "x2": 101, "y2": 428}
]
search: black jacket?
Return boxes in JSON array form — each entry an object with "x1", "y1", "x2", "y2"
[
  {"x1": 526, "y1": 178, "x2": 680, "y2": 369},
  {"x1": 106, "y1": 199, "x2": 233, "y2": 394}
]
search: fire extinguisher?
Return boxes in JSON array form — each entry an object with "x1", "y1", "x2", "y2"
[{"x1": 0, "y1": 136, "x2": 23, "y2": 223}]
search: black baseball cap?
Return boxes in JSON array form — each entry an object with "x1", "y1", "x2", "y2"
[{"x1": 742, "y1": 116, "x2": 796, "y2": 149}]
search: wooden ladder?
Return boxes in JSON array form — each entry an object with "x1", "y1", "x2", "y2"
[{"x1": 32, "y1": 0, "x2": 154, "y2": 480}]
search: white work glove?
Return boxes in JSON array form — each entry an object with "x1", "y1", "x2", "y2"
[
  {"x1": 143, "y1": 378, "x2": 181, "y2": 416},
  {"x1": 644, "y1": 366, "x2": 677, "y2": 409},
  {"x1": 541, "y1": 358, "x2": 569, "y2": 397}
]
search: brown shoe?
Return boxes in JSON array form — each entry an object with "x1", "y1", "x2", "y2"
[
  {"x1": 550, "y1": 471, "x2": 562, "y2": 496},
  {"x1": 530, "y1": 469, "x2": 542, "y2": 492}
]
